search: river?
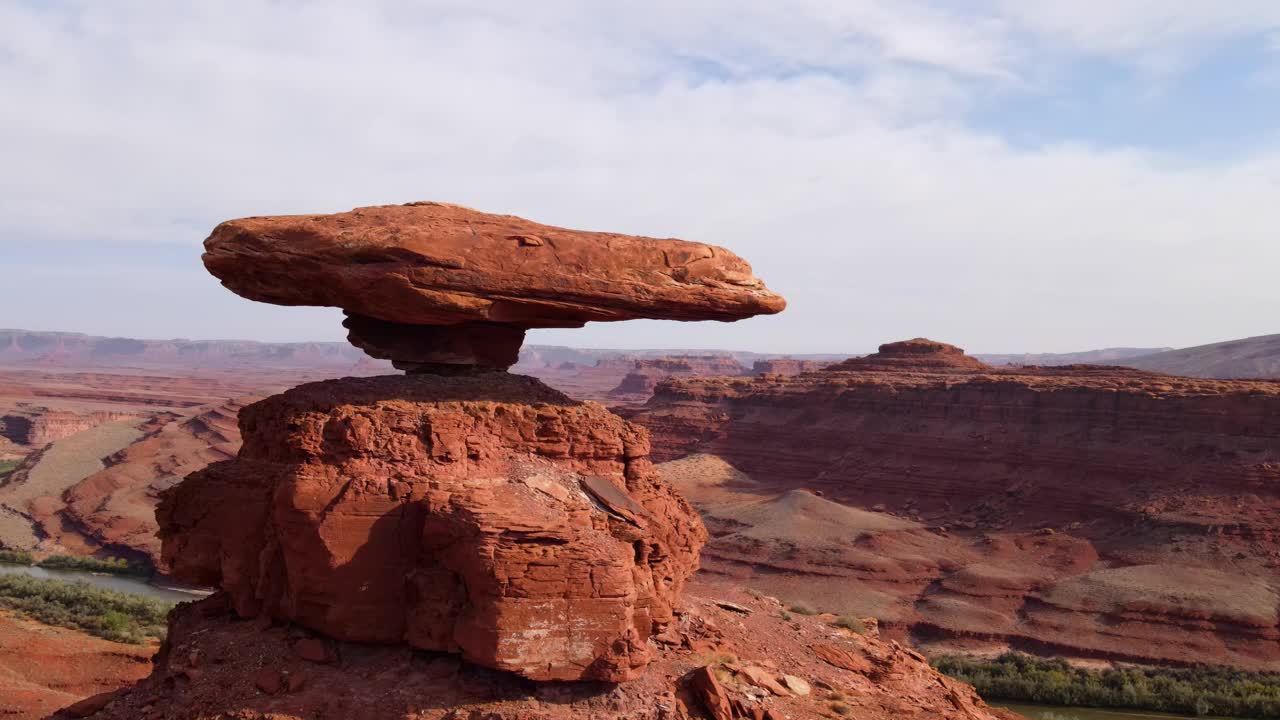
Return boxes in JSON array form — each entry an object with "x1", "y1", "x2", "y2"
[
  {"x1": 0, "y1": 563, "x2": 211, "y2": 603},
  {"x1": 997, "y1": 702, "x2": 1241, "y2": 720}
]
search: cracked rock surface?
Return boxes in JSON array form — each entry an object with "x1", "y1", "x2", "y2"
[{"x1": 158, "y1": 372, "x2": 706, "y2": 682}]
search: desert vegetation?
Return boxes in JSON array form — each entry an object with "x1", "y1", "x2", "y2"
[
  {"x1": 934, "y1": 653, "x2": 1280, "y2": 718},
  {"x1": 0, "y1": 573, "x2": 171, "y2": 644},
  {"x1": 0, "y1": 550, "x2": 149, "y2": 576},
  {"x1": 0, "y1": 549, "x2": 34, "y2": 564},
  {"x1": 35, "y1": 553, "x2": 149, "y2": 576},
  {"x1": 831, "y1": 616, "x2": 867, "y2": 634}
]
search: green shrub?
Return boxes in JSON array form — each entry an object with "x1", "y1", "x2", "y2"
[
  {"x1": 0, "y1": 549, "x2": 34, "y2": 565},
  {"x1": 832, "y1": 616, "x2": 866, "y2": 634},
  {"x1": 37, "y1": 554, "x2": 150, "y2": 576},
  {"x1": 0, "y1": 574, "x2": 173, "y2": 644},
  {"x1": 932, "y1": 652, "x2": 1280, "y2": 718}
]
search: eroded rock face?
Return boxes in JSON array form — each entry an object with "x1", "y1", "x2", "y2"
[
  {"x1": 158, "y1": 373, "x2": 705, "y2": 682},
  {"x1": 63, "y1": 582, "x2": 1018, "y2": 720},
  {"x1": 750, "y1": 358, "x2": 829, "y2": 376},
  {"x1": 629, "y1": 339, "x2": 1280, "y2": 669},
  {"x1": 202, "y1": 202, "x2": 784, "y2": 369},
  {"x1": 203, "y1": 202, "x2": 784, "y2": 326},
  {"x1": 608, "y1": 356, "x2": 748, "y2": 399}
]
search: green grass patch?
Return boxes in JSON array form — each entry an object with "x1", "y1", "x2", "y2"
[
  {"x1": 0, "y1": 459, "x2": 19, "y2": 481},
  {"x1": 0, "y1": 549, "x2": 34, "y2": 565},
  {"x1": 37, "y1": 554, "x2": 150, "y2": 576},
  {"x1": 0, "y1": 574, "x2": 172, "y2": 644},
  {"x1": 933, "y1": 652, "x2": 1280, "y2": 718}
]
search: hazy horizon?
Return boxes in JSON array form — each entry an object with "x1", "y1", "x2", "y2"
[
  {"x1": 0, "y1": 322, "x2": 1213, "y2": 359},
  {"x1": 2, "y1": 2, "x2": 1278, "y2": 354}
]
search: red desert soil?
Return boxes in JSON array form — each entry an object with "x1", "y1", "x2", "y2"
[
  {"x1": 0, "y1": 610, "x2": 153, "y2": 720},
  {"x1": 628, "y1": 338, "x2": 1280, "y2": 670}
]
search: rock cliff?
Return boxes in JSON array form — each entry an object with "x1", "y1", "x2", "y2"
[
  {"x1": 629, "y1": 339, "x2": 1280, "y2": 669},
  {"x1": 609, "y1": 356, "x2": 748, "y2": 399},
  {"x1": 159, "y1": 373, "x2": 704, "y2": 682},
  {"x1": 0, "y1": 409, "x2": 138, "y2": 449}
]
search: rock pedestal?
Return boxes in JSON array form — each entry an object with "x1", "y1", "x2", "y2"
[
  {"x1": 153, "y1": 201, "x2": 781, "y2": 682},
  {"x1": 159, "y1": 373, "x2": 704, "y2": 681}
]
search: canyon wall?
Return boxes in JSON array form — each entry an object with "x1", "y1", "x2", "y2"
[
  {"x1": 0, "y1": 409, "x2": 138, "y2": 449},
  {"x1": 628, "y1": 339, "x2": 1280, "y2": 670}
]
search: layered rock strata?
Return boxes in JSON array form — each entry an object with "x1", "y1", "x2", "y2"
[
  {"x1": 159, "y1": 373, "x2": 705, "y2": 681},
  {"x1": 629, "y1": 339, "x2": 1280, "y2": 669},
  {"x1": 0, "y1": 409, "x2": 138, "y2": 449},
  {"x1": 203, "y1": 202, "x2": 784, "y2": 370},
  {"x1": 609, "y1": 356, "x2": 748, "y2": 398}
]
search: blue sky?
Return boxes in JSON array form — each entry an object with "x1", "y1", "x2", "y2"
[{"x1": 1, "y1": 1, "x2": 1278, "y2": 354}]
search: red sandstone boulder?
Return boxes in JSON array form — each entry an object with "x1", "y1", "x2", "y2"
[{"x1": 158, "y1": 372, "x2": 706, "y2": 682}]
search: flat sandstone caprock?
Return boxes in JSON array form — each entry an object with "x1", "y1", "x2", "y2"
[
  {"x1": 203, "y1": 202, "x2": 784, "y2": 369},
  {"x1": 202, "y1": 202, "x2": 784, "y2": 368}
]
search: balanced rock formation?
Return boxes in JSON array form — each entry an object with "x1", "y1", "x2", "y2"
[
  {"x1": 629, "y1": 339, "x2": 1280, "y2": 670},
  {"x1": 130, "y1": 204, "x2": 776, "y2": 681},
  {"x1": 64, "y1": 211, "x2": 1022, "y2": 720},
  {"x1": 202, "y1": 202, "x2": 784, "y2": 371}
]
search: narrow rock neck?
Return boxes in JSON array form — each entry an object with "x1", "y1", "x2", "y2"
[{"x1": 343, "y1": 313, "x2": 526, "y2": 373}]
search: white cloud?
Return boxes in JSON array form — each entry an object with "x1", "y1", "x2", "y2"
[
  {"x1": 992, "y1": 0, "x2": 1280, "y2": 73},
  {"x1": 0, "y1": 1, "x2": 1277, "y2": 353}
]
